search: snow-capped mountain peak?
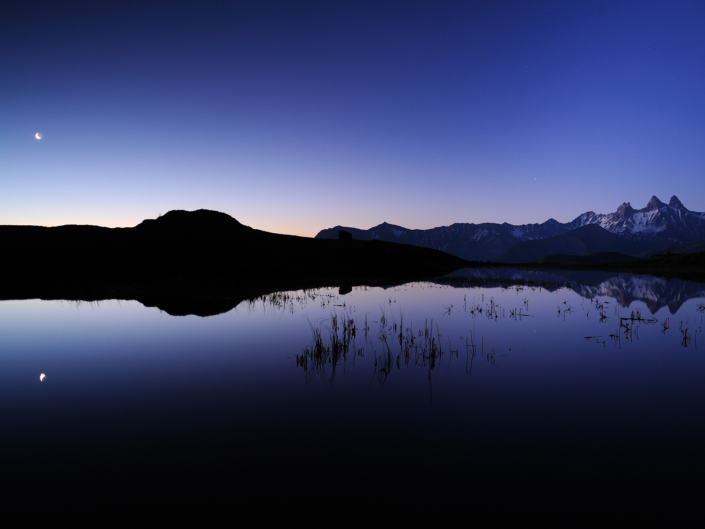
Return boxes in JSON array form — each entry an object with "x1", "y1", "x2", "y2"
[
  {"x1": 669, "y1": 195, "x2": 684, "y2": 209},
  {"x1": 616, "y1": 202, "x2": 635, "y2": 219},
  {"x1": 646, "y1": 195, "x2": 666, "y2": 209}
]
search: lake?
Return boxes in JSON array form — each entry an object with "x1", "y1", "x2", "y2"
[{"x1": 2, "y1": 269, "x2": 704, "y2": 517}]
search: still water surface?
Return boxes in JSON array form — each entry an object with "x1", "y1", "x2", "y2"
[{"x1": 2, "y1": 269, "x2": 705, "y2": 510}]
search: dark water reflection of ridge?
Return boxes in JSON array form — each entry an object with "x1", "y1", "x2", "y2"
[{"x1": 443, "y1": 267, "x2": 705, "y2": 314}]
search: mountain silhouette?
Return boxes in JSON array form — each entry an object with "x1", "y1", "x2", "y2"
[
  {"x1": 316, "y1": 219, "x2": 569, "y2": 261},
  {"x1": 0, "y1": 209, "x2": 470, "y2": 312}
]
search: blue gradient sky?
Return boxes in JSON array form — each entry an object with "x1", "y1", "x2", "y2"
[{"x1": 2, "y1": 1, "x2": 704, "y2": 236}]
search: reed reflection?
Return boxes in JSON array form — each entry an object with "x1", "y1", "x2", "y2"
[
  {"x1": 294, "y1": 294, "x2": 514, "y2": 401},
  {"x1": 290, "y1": 280, "x2": 704, "y2": 399}
]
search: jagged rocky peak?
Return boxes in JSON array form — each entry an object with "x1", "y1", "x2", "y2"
[
  {"x1": 616, "y1": 202, "x2": 634, "y2": 218},
  {"x1": 646, "y1": 195, "x2": 666, "y2": 209},
  {"x1": 669, "y1": 195, "x2": 684, "y2": 209}
]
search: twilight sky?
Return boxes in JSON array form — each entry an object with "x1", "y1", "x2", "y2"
[{"x1": 2, "y1": 0, "x2": 704, "y2": 236}]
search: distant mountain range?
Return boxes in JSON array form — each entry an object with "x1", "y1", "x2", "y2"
[{"x1": 316, "y1": 195, "x2": 705, "y2": 262}]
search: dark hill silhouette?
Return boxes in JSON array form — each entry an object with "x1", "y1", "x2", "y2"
[
  {"x1": 496, "y1": 225, "x2": 669, "y2": 264},
  {"x1": 637, "y1": 238, "x2": 705, "y2": 259},
  {"x1": 538, "y1": 251, "x2": 635, "y2": 264},
  {"x1": 0, "y1": 209, "x2": 470, "y2": 313},
  {"x1": 527, "y1": 250, "x2": 705, "y2": 284}
]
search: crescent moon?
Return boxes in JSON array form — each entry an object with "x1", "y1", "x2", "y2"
[
  {"x1": 35, "y1": 133, "x2": 43, "y2": 140},
  {"x1": 39, "y1": 373, "x2": 46, "y2": 381}
]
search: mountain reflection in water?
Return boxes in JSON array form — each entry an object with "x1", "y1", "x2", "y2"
[{"x1": 443, "y1": 267, "x2": 705, "y2": 314}]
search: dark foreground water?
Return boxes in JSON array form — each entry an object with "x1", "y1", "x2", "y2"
[{"x1": 2, "y1": 269, "x2": 705, "y2": 518}]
